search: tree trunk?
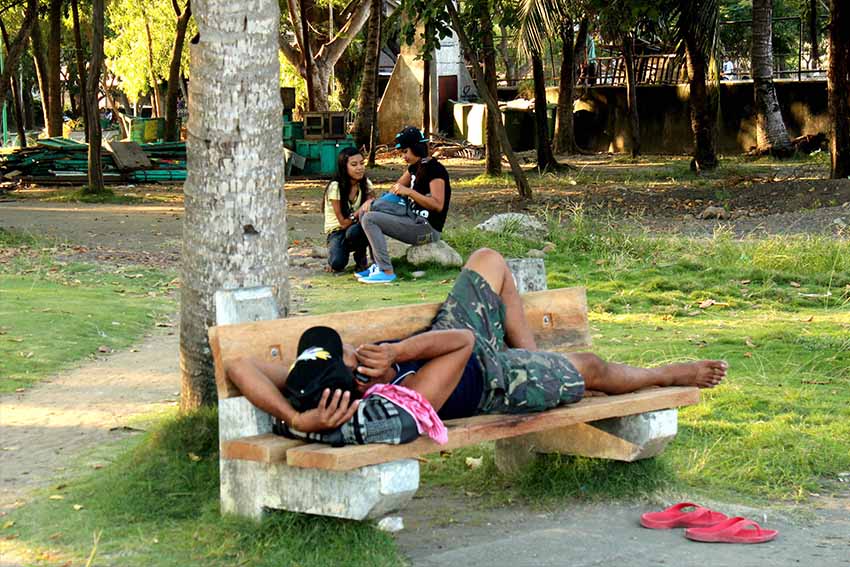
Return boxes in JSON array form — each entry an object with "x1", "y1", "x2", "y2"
[
  {"x1": 30, "y1": 17, "x2": 50, "y2": 131},
  {"x1": 829, "y1": 0, "x2": 850, "y2": 178},
  {"x1": 0, "y1": 0, "x2": 38, "y2": 110},
  {"x1": 482, "y1": 12, "x2": 501, "y2": 175},
  {"x1": 72, "y1": 0, "x2": 89, "y2": 141},
  {"x1": 531, "y1": 52, "x2": 555, "y2": 171},
  {"x1": 422, "y1": 55, "x2": 431, "y2": 136},
  {"x1": 368, "y1": 8, "x2": 382, "y2": 167},
  {"x1": 554, "y1": 19, "x2": 575, "y2": 155},
  {"x1": 85, "y1": 0, "x2": 105, "y2": 194},
  {"x1": 142, "y1": 10, "x2": 162, "y2": 117},
  {"x1": 498, "y1": 24, "x2": 517, "y2": 85},
  {"x1": 446, "y1": 0, "x2": 531, "y2": 199},
  {"x1": 165, "y1": 1, "x2": 193, "y2": 141},
  {"x1": 352, "y1": 0, "x2": 381, "y2": 149},
  {"x1": 102, "y1": 70, "x2": 128, "y2": 138},
  {"x1": 22, "y1": 76, "x2": 35, "y2": 129},
  {"x1": 47, "y1": 0, "x2": 63, "y2": 137},
  {"x1": 685, "y1": 37, "x2": 718, "y2": 170},
  {"x1": 621, "y1": 32, "x2": 640, "y2": 157},
  {"x1": 300, "y1": 0, "x2": 316, "y2": 111},
  {"x1": 182, "y1": 0, "x2": 289, "y2": 409},
  {"x1": 809, "y1": 0, "x2": 819, "y2": 69},
  {"x1": 752, "y1": 0, "x2": 793, "y2": 156}
]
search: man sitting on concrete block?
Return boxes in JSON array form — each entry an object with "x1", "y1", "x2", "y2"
[{"x1": 227, "y1": 248, "x2": 728, "y2": 444}]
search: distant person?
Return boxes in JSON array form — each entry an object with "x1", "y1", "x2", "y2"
[
  {"x1": 322, "y1": 148, "x2": 374, "y2": 273},
  {"x1": 356, "y1": 126, "x2": 452, "y2": 284}
]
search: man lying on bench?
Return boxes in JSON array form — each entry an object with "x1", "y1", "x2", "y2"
[{"x1": 227, "y1": 248, "x2": 728, "y2": 446}]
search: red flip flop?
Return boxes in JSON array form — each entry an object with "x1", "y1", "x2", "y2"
[
  {"x1": 640, "y1": 502, "x2": 729, "y2": 529},
  {"x1": 685, "y1": 516, "x2": 778, "y2": 544}
]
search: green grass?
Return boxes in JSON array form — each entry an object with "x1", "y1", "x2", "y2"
[
  {"x1": 1, "y1": 409, "x2": 401, "y2": 567},
  {"x1": 0, "y1": 228, "x2": 176, "y2": 392}
]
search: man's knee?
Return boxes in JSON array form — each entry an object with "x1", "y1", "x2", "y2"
[
  {"x1": 571, "y1": 353, "x2": 607, "y2": 386},
  {"x1": 464, "y1": 247, "x2": 505, "y2": 271},
  {"x1": 360, "y1": 211, "x2": 377, "y2": 229}
]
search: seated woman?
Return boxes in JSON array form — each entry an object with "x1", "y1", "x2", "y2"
[
  {"x1": 322, "y1": 148, "x2": 374, "y2": 273},
  {"x1": 227, "y1": 248, "x2": 728, "y2": 445},
  {"x1": 356, "y1": 126, "x2": 452, "y2": 284}
]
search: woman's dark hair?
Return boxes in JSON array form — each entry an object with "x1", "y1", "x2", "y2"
[{"x1": 322, "y1": 147, "x2": 369, "y2": 217}]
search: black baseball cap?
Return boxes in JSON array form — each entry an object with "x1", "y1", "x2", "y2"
[
  {"x1": 283, "y1": 326, "x2": 356, "y2": 412},
  {"x1": 394, "y1": 126, "x2": 429, "y2": 149}
]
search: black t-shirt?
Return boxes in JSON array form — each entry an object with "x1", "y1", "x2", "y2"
[
  {"x1": 393, "y1": 356, "x2": 483, "y2": 421},
  {"x1": 407, "y1": 157, "x2": 451, "y2": 232}
]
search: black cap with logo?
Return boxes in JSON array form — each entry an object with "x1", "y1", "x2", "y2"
[{"x1": 283, "y1": 326, "x2": 356, "y2": 411}]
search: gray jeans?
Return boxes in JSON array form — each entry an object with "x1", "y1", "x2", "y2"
[{"x1": 360, "y1": 211, "x2": 440, "y2": 272}]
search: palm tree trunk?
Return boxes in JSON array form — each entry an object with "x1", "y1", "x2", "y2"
[
  {"x1": 0, "y1": 19, "x2": 27, "y2": 148},
  {"x1": 446, "y1": 0, "x2": 531, "y2": 199},
  {"x1": 482, "y1": 11, "x2": 502, "y2": 175},
  {"x1": 531, "y1": 52, "x2": 555, "y2": 171},
  {"x1": 182, "y1": 0, "x2": 289, "y2": 409},
  {"x1": 72, "y1": 0, "x2": 89, "y2": 142},
  {"x1": 165, "y1": 1, "x2": 193, "y2": 141},
  {"x1": 621, "y1": 32, "x2": 640, "y2": 157},
  {"x1": 85, "y1": 0, "x2": 105, "y2": 194},
  {"x1": 685, "y1": 37, "x2": 718, "y2": 170},
  {"x1": 47, "y1": 0, "x2": 63, "y2": 137},
  {"x1": 829, "y1": 0, "x2": 850, "y2": 178},
  {"x1": 554, "y1": 18, "x2": 575, "y2": 155},
  {"x1": 352, "y1": 0, "x2": 381, "y2": 150},
  {"x1": 808, "y1": 0, "x2": 819, "y2": 69},
  {"x1": 752, "y1": 0, "x2": 793, "y2": 156}
]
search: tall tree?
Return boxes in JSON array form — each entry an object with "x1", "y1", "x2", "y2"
[
  {"x1": 620, "y1": 31, "x2": 640, "y2": 156},
  {"x1": 71, "y1": 0, "x2": 89, "y2": 141},
  {"x1": 47, "y1": 0, "x2": 63, "y2": 136},
  {"x1": 752, "y1": 0, "x2": 792, "y2": 156},
  {"x1": 530, "y1": 52, "x2": 556, "y2": 170},
  {"x1": 29, "y1": 16, "x2": 50, "y2": 129},
  {"x1": 808, "y1": 0, "x2": 819, "y2": 69},
  {"x1": 554, "y1": 16, "x2": 587, "y2": 154},
  {"x1": 85, "y1": 0, "x2": 105, "y2": 194},
  {"x1": 677, "y1": 0, "x2": 718, "y2": 171},
  {"x1": 481, "y1": 8, "x2": 502, "y2": 175},
  {"x1": 444, "y1": 0, "x2": 532, "y2": 198},
  {"x1": 164, "y1": 0, "x2": 192, "y2": 140},
  {"x1": 351, "y1": 0, "x2": 381, "y2": 150},
  {"x1": 182, "y1": 0, "x2": 289, "y2": 408},
  {"x1": 519, "y1": 0, "x2": 558, "y2": 170},
  {"x1": 828, "y1": 0, "x2": 849, "y2": 178},
  {"x1": 0, "y1": 0, "x2": 38, "y2": 110},
  {"x1": 278, "y1": 0, "x2": 371, "y2": 111},
  {"x1": 0, "y1": 18, "x2": 28, "y2": 147},
  {"x1": 141, "y1": 5, "x2": 162, "y2": 116}
]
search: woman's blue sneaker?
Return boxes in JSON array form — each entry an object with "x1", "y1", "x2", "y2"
[
  {"x1": 358, "y1": 271, "x2": 397, "y2": 284},
  {"x1": 355, "y1": 264, "x2": 379, "y2": 278}
]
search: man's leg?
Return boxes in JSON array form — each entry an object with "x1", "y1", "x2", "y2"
[
  {"x1": 462, "y1": 248, "x2": 537, "y2": 350},
  {"x1": 360, "y1": 211, "x2": 435, "y2": 274},
  {"x1": 566, "y1": 352, "x2": 728, "y2": 393}
]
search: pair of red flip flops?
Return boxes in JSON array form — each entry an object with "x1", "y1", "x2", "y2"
[{"x1": 640, "y1": 502, "x2": 778, "y2": 544}]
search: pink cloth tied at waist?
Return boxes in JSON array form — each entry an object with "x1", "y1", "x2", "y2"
[{"x1": 364, "y1": 383, "x2": 448, "y2": 445}]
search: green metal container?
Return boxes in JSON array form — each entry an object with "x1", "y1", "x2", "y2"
[{"x1": 129, "y1": 117, "x2": 165, "y2": 143}]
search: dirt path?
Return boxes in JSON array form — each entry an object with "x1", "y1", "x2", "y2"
[{"x1": 0, "y1": 330, "x2": 180, "y2": 511}]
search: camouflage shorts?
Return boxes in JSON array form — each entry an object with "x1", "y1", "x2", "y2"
[{"x1": 431, "y1": 269, "x2": 585, "y2": 414}]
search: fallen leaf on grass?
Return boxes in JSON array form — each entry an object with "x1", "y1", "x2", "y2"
[
  {"x1": 72, "y1": 504, "x2": 84, "y2": 511},
  {"x1": 97, "y1": 346, "x2": 111, "y2": 353},
  {"x1": 800, "y1": 316, "x2": 814, "y2": 323},
  {"x1": 743, "y1": 352, "x2": 753, "y2": 358},
  {"x1": 740, "y1": 279, "x2": 751, "y2": 285},
  {"x1": 789, "y1": 281, "x2": 801, "y2": 288},
  {"x1": 92, "y1": 464, "x2": 104, "y2": 469},
  {"x1": 48, "y1": 495, "x2": 64, "y2": 500},
  {"x1": 18, "y1": 352, "x2": 33, "y2": 358},
  {"x1": 156, "y1": 322, "x2": 175, "y2": 328},
  {"x1": 744, "y1": 337, "x2": 756, "y2": 347},
  {"x1": 687, "y1": 310, "x2": 702, "y2": 317},
  {"x1": 188, "y1": 453, "x2": 202, "y2": 462},
  {"x1": 2, "y1": 521, "x2": 14, "y2": 529},
  {"x1": 465, "y1": 457, "x2": 483, "y2": 470}
]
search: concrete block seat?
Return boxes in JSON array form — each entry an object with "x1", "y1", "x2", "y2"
[{"x1": 210, "y1": 275, "x2": 699, "y2": 521}]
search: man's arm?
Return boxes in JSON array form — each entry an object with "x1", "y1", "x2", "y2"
[
  {"x1": 227, "y1": 357, "x2": 358, "y2": 432},
  {"x1": 355, "y1": 329, "x2": 474, "y2": 410}
]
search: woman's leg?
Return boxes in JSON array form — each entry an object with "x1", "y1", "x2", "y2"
[
  {"x1": 326, "y1": 230, "x2": 349, "y2": 272},
  {"x1": 345, "y1": 222, "x2": 369, "y2": 270}
]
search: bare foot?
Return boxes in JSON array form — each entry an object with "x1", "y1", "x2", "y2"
[{"x1": 670, "y1": 360, "x2": 728, "y2": 388}]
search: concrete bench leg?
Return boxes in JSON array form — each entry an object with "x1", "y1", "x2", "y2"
[
  {"x1": 220, "y1": 458, "x2": 420, "y2": 521},
  {"x1": 495, "y1": 409, "x2": 679, "y2": 475}
]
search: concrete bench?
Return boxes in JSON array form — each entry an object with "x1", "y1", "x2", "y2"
[{"x1": 209, "y1": 263, "x2": 698, "y2": 521}]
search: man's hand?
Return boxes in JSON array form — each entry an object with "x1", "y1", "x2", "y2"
[
  {"x1": 292, "y1": 389, "x2": 359, "y2": 432},
  {"x1": 356, "y1": 198, "x2": 373, "y2": 217},
  {"x1": 355, "y1": 343, "x2": 399, "y2": 381}
]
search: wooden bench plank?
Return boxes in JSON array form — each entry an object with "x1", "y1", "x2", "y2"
[
  {"x1": 220, "y1": 387, "x2": 698, "y2": 470},
  {"x1": 210, "y1": 286, "x2": 591, "y2": 399}
]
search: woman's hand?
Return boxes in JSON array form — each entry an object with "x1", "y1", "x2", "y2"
[
  {"x1": 356, "y1": 198, "x2": 373, "y2": 218},
  {"x1": 390, "y1": 183, "x2": 413, "y2": 197},
  {"x1": 292, "y1": 389, "x2": 359, "y2": 432}
]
